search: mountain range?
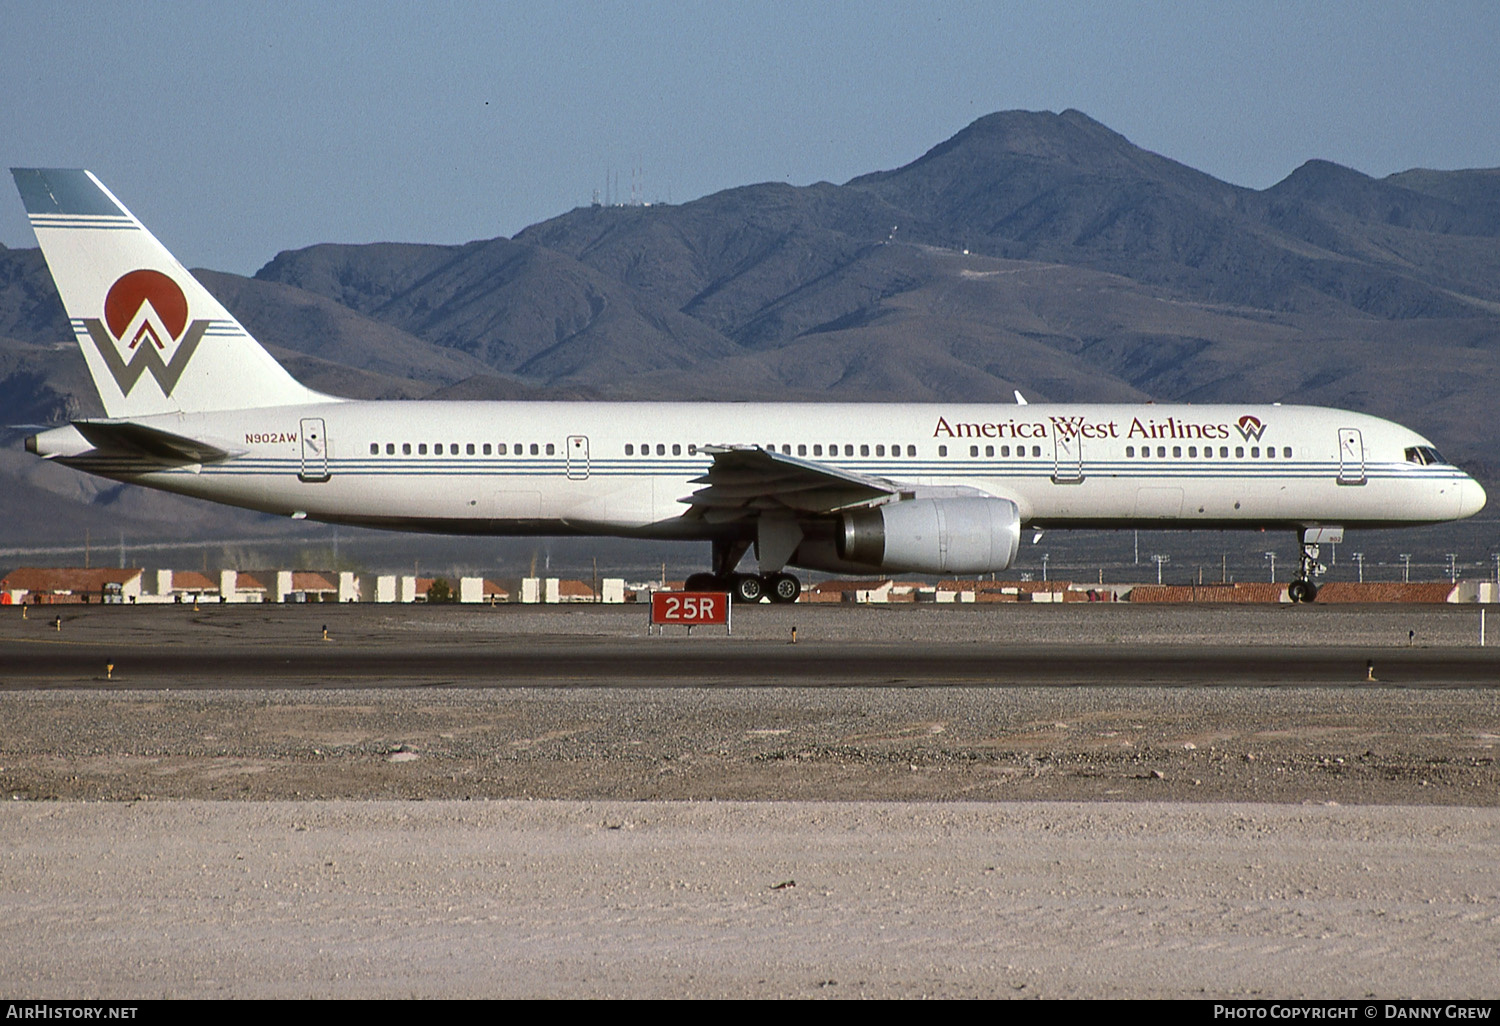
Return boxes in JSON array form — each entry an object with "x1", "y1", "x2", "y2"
[{"x1": 3, "y1": 108, "x2": 1498, "y2": 557}]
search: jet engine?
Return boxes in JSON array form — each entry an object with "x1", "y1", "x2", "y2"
[{"x1": 832, "y1": 496, "x2": 1022, "y2": 575}]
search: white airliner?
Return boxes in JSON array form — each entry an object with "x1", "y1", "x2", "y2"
[{"x1": 11, "y1": 168, "x2": 1487, "y2": 602}]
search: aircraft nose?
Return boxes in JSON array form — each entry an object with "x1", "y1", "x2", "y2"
[{"x1": 1459, "y1": 476, "x2": 1488, "y2": 519}]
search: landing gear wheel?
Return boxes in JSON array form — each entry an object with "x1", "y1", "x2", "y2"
[
  {"x1": 766, "y1": 573, "x2": 801, "y2": 604},
  {"x1": 730, "y1": 573, "x2": 765, "y2": 604},
  {"x1": 1288, "y1": 579, "x2": 1319, "y2": 604}
]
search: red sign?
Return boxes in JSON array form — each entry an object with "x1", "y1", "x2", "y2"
[{"x1": 651, "y1": 591, "x2": 730, "y2": 627}]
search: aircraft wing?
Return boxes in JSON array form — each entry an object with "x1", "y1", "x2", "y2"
[
  {"x1": 682, "y1": 445, "x2": 899, "y2": 522},
  {"x1": 70, "y1": 421, "x2": 241, "y2": 465}
]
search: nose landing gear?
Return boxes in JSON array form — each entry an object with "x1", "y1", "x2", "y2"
[{"x1": 1289, "y1": 527, "x2": 1342, "y2": 603}]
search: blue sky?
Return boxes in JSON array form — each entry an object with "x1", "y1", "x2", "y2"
[{"x1": 4, "y1": 0, "x2": 1499, "y2": 275}]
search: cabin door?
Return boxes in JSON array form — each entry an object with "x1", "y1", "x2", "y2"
[
  {"x1": 1052, "y1": 432, "x2": 1083, "y2": 483},
  {"x1": 1337, "y1": 428, "x2": 1365, "y2": 485},
  {"x1": 566, "y1": 435, "x2": 590, "y2": 480},
  {"x1": 299, "y1": 418, "x2": 330, "y2": 483}
]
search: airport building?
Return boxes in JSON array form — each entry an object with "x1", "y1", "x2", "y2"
[{"x1": 2, "y1": 566, "x2": 1492, "y2": 605}]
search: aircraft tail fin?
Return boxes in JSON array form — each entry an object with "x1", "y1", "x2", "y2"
[{"x1": 11, "y1": 168, "x2": 329, "y2": 418}]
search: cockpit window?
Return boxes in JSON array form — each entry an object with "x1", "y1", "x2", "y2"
[{"x1": 1405, "y1": 446, "x2": 1448, "y2": 466}]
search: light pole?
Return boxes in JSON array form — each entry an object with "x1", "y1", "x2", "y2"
[
  {"x1": 1353, "y1": 552, "x2": 1365, "y2": 584},
  {"x1": 1042, "y1": 552, "x2": 1050, "y2": 582},
  {"x1": 1400, "y1": 553, "x2": 1412, "y2": 583},
  {"x1": 1264, "y1": 551, "x2": 1276, "y2": 582},
  {"x1": 1152, "y1": 554, "x2": 1170, "y2": 584},
  {"x1": 1446, "y1": 553, "x2": 1458, "y2": 583}
]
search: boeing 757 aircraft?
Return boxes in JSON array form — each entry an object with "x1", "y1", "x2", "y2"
[{"x1": 11, "y1": 168, "x2": 1487, "y2": 602}]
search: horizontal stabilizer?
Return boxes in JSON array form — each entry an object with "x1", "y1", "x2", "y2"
[{"x1": 71, "y1": 421, "x2": 239, "y2": 465}]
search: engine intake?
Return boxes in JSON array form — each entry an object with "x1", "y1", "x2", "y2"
[{"x1": 838, "y1": 497, "x2": 1021, "y2": 574}]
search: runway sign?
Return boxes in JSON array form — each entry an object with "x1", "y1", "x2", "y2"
[{"x1": 651, "y1": 591, "x2": 731, "y2": 633}]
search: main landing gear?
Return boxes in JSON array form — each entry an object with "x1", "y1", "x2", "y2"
[
  {"x1": 1288, "y1": 527, "x2": 1341, "y2": 603},
  {"x1": 685, "y1": 538, "x2": 803, "y2": 603},
  {"x1": 684, "y1": 571, "x2": 802, "y2": 604}
]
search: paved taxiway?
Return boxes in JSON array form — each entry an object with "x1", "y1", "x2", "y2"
[{"x1": 3, "y1": 602, "x2": 1500, "y2": 687}]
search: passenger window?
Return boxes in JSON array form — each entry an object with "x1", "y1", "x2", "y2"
[
  {"x1": 418, "y1": 443, "x2": 428, "y2": 455},
  {"x1": 1188, "y1": 446, "x2": 1196, "y2": 457},
  {"x1": 938, "y1": 445, "x2": 947, "y2": 457},
  {"x1": 1173, "y1": 446, "x2": 1181, "y2": 457},
  {"x1": 467, "y1": 443, "x2": 475, "y2": 455},
  {"x1": 656, "y1": 444, "x2": 665, "y2": 456},
  {"x1": 687, "y1": 444, "x2": 697, "y2": 455},
  {"x1": 969, "y1": 445, "x2": 979, "y2": 457},
  {"x1": 1235, "y1": 446, "x2": 1244, "y2": 458},
  {"x1": 530, "y1": 443, "x2": 539, "y2": 455},
  {"x1": 813, "y1": 444, "x2": 822, "y2": 456},
  {"x1": 672, "y1": 444, "x2": 681, "y2": 456},
  {"x1": 1157, "y1": 446, "x2": 1166, "y2": 458},
  {"x1": 625, "y1": 444, "x2": 633, "y2": 455},
  {"x1": 907, "y1": 445, "x2": 916, "y2": 457},
  {"x1": 497, "y1": 443, "x2": 507, "y2": 455},
  {"x1": 386, "y1": 443, "x2": 395, "y2": 455},
  {"x1": 845, "y1": 445, "x2": 854, "y2": 456},
  {"x1": 876, "y1": 445, "x2": 885, "y2": 457},
  {"x1": 1251, "y1": 447, "x2": 1260, "y2": 458},
  {"x1": 797, "y1": 444, "x2": 807, "y2": 456},
  {"x1": 985, "y1": 445, "x2": 994, "y2": 457},
  {"x1": 546, "y1": 444, "x2": 555, "y2": 456},
  {"x1": 1032, "y1": 446, "x2": 1041, "y2": 457},
  {"x1": 1002, "y1": 445, "x2": 1011, "y2": 457},
  {"x1": 1220, "y1": 446, "x2": 1229, "y2": 458},
  {"x1": 403, "y1": 443, "x2": 411, "y2": 455},
  {"x1": 1283, "y1": 447, "x2": 1292, "y2": 459},
  {"x1": 1126, "y1": 446, "x2": 1134, "y2": 457},
  {"x1": 483, "y1": 443, "x2": 491, "y2": 455}
]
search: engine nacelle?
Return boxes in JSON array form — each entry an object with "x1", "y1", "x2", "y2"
[{"x1": 836, "y1": 497, "x2": 1021, "y2": 574}]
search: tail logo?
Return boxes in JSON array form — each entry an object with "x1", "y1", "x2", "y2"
[{"x1": 82, "y1": 270, "x2": 208, "y2": 397}]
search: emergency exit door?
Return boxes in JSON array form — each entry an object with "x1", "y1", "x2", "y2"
[{"x1": 566, "y1": 435, "x2": 590, "y2": 480}]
